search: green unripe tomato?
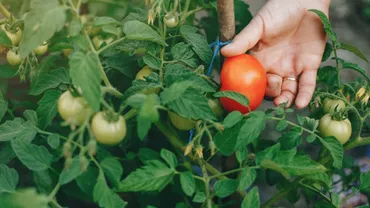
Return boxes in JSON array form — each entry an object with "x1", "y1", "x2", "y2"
[
  {"x1": 168, "y1": 111, "x2": 195, "y2": 131},
  {"x1": 164, "y1": 13, "x2": 179, "y2": 28},
  {"x1": 208, "y1": 98, "x2": 224, "y2": 118},
  {"x1": 1, "y1": 25, "x2": 22, "y2": 46},
  {"x1": 91, "y1": 112, "x2": 127, "y2": 145},
  {"x1": 6, "y1": 50, "x2": 22, "y2": 66},
  {"x1": 135, "y1": 66, "x2": 153, "y2": 80},
  {"x1": 323, "y1": 98, "x2": 345, "y2": 114},
  {"x1": 33, "y1": 42, "x2": 48, "y2": 56},
  {"x1": 318, "y1": 114, "x2": 352, "y2": 144},
  {"x1": 58, "y1": 90, "x2": 93, "y2": 126}
]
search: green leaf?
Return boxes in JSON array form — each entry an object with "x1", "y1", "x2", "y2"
[
  {"x1": 37, "y1": 90, "x2": 61, "y2": 129},
  {"x1": 0, "y1": 142, "x2": 15, "y2": 164},
  {"x1": 171, "y1": 43, "x2": 198, "y2": 68},
  {"x1": 256, "y1": 143, "x2": 281, "y2": 165},
  {"x1": 279, "y1": 127, "x2": 302, "y2": 150},
  {"x1": 180, "y1": 171, "x2": 195, "y2": 196},
  {"x1": 123, "y1": 20, "x2": 167, "y2": 46},
  {"x1": 317, "y1": 66, "x2": 338, "y2": 85},
  {"x1": 29, "y1": 68, "x2": 70, "y2": 95},
  {"x1": 33, "y1": 170, "x2": 53, "y2": 194},
  {"x1": 0, "y1": 30, "x2": 11, "y2": 46},
  {"x1": 93, "y1": 16, "x2": 120, "y2": 26},
  {"x1": 213, "y1": 121, "x2": 243, "y2": 156},
  {"x1": 69, "y1": 51, "x2": 101, "y2": 112},
  {"x1": 119, "y1": 160, "x2": 175, "y2": 192},
  {"x1": 308, "y1": 9, "x2": 336, "y2": 42},
  {"x1": 236, "y1": 147, "x2": 248, "y2": 164},
  {"x1": 0, "y1": 119, "x2": 28, "y2": 142},
  {"x1": 302, "y1": 173, "x2": 332, "y2": 190},
  {"x1": 237, "y1": 111, "x2": 266, "y2": 148},
  {"x1": 102, "y1": 25, "x2": 121, "y2": 36},
  {"x1": 192, "y1": 192, "x2": 206, "y2": 203},
  {"x1": 322, "y1": 42, "x2": 333, "y2": 62},
  {"x1": 76, "y1": 166, "x2": 99, "y2": 199},
  {"x1": 123, "y1": 73, "x2": 161, "y2": 100},
  {"x1": 160, "y1": 149, "x2": 178, "y2": 169},
  {"x1": 0, "y1": 165, "x2": 18, "y2": 193},
  {"x1": 59, "y1": 156, "x2": 89, "y2": 185},
  {"x1": 306, "y1": 134, "x2": 317, "y2": 143},
  {"x1": 143, "y1": 54, "x2": 161, "y2": 70},
  {"x1": 166, "y1": 88, "x2": 216, "y2": 121},
  {"x1": 138, "y1": 148, "x2": 161, "y2": 164},
  {"x1": 11, "y1": 139, "x2": 52, "y2": 171},
  {"x1": 47, "y1": 134, "x2": 60, "y2": 149},
  {"x1": 94, "y1": 171, "x2": 127, "y2": 208},
  {"x1": 136, "y1": 94, "x2": 160, "y2": 140},
  {"x1": 175, "y1": 202, "x2": 187, "y2": 208},
  {"x1": 214, "y1": 91, "x2": 249, "y2": 108},
  {"x1": 241, "y1": 187, "x2": 260, "y2": 208},
  {"x1": 338, "y1": 42, "x2": 369, "y2": 63},
  {"x1": 101, "y1": 157, "x2": 123, "y2": 188},
  {"x1": 214, "y1": 179, "x2": 239, "y2": 198},
  {"x1": 164, "y1": 64, "x2": 215, "y2": 92},
  {"x1": 341, "y1": 61, "x2": 370, "y2": 83},
  {"x1": 68, "y1": 18, "x2": 82, "y2": 37},
  {"x1": 276, "y1": 120, "x2": 288, "y2": 131},
  {"x1": 223, "y1": 111, "x2": 243, "y2": 128},
  {"x1": 238, "y1": 168, "x2": 256, "y2": 191},
  {"x1": 19, "y1": 0, "x2": 67, "y2": 57},
  {"x1": 24, "y1": 110, "x2": 38, "y2": 127},
  {"x1": 318, "y1": 137, "x2": 343, "y2": 169},
  {"x1": 180, "y1": 25, "x2": 212, "y2": 63},
  {"x1": 359, "y1": 172, "x2": 370, "y2": 191},
  {"x1": 0, "y1": 64, "x2": 17, "y2": 78},
  {"x1": 0, "y1": 91, "x2": 7, "y2": 122},
  {"x1": 160, "y1": 81, "x2": 195, "y2": 104},
  {"x1": 0, "y1": 188, "x2": 49, "y2": 208}
]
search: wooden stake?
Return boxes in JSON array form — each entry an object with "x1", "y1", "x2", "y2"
[{"x1": 217, "y1": 0, "x2": 235, "y2": 42}]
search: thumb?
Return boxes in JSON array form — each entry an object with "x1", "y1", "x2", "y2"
[{"x1": 221, "y1": 15, "x2": 264, "y2": 57}]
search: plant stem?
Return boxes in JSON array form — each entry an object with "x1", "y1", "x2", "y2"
[
  {"x1": 268, "y1": 117, "x2": 322, "y2": 139},
  {"x1": 298, "y1": 182, "x2": 332, "y2": 205},
  {"x1": 332, "y1": 40, "x2": 341, "y2": 87},
  {"x1": 124, "y1": 109, "x2": 137, "y2": 120},
  {"x1": 209, "y1": 166, "x2": 260, "y2": 180},
  {"x1": 193, "y1": 175, "x2": 205, "y2": 182},
  {"x1": 97, "y1": 37, "x2": 126, "y2": 54},
  {"x1": 0, "y1": 3, "x2": 10, "y2": 18},
  {"x1": 201, "y1": 163, "x2": 213, "y2": 208},
  {"x1": 48, "y1": 183, "x2": 61, "y2": 201},
  {"x1": 50, "y1": 199, "x2": 63, "y2": 208}
]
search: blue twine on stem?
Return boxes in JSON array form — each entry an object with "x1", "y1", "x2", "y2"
[{"x1": 188, "y1": 37, "x2": 232, "y2": 143}]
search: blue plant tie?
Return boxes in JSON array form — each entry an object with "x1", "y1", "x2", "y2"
[{"x1": 188, "y1": 37, "x2": 232, "y2": 143}]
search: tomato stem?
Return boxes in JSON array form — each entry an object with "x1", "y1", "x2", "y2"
[
  {"x1": 332, "y1": 40, "x2": 341, "y2": 87},
  {"x1": 200, "y1": 162, "x2": 213, "y2": 208},
  {"x1": 47, "y1": 183, "x2": 61, "y2": 201},
  {"x1": 0, "y1": 3, "x2": 11, "y2": 19}
]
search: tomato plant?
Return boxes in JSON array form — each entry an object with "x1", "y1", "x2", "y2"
[{"x1": 0, "y1": 1, "x2": 369, "y2": 208}]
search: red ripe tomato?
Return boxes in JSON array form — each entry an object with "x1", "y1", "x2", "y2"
[{"x1": 219, "y1": 54, "x2": 267, "y2": 114}]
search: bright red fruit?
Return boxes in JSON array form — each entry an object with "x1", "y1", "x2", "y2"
[{"x1": 219, "y1": 54, "x2": 267, "y2": 114}]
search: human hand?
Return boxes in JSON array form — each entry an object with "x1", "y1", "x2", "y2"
[{"x1": 221, "y1": 0, "x2": 331, "y2": 109}]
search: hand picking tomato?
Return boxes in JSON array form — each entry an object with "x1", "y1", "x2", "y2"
[
  {"x1": 168, "y1": 111, "x2": 195, "y2": 131},
  {"x1": 219, "y1": 54, "x2": 267, "y2": 113},
  {"x1": 6, "y1": 50, "x2": 22, "y2": 66},
  {"x1": 318, "y1": 114, "x2": 352, "y2": 144},
  {"x1": 58, "y1": 90, "x2": 93, "y2": 126},
  {"x1": 323, "y1": 98, "x2": 345, "y2": 114},
  {"x1": 91, "y1": 112, "x2": 127, "y2": 145}
]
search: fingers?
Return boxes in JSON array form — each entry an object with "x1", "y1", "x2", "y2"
[
  {"x1": 220, "y1": 15, "x2": 264, "y2": 57},
  {"x1": 273, "y1": 79, "x2": 298, "y2": 107},
  {"x1": 265, "y1": 74, "x2": 282, "y2": 97},
  {"x1": 295, "y1": 69, "x2": 317, "y2": 109}
]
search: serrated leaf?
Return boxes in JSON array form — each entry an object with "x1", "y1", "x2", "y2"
[
  {"x1": 303, "y1": 173, "x2": 332, "y2": 190},
  {"x1": 171, "y1": 43, "x2": 198, "y2": 68},
  {"x1": 101, "y1": 157, "x2": 123, "y2": 188},
  {"x1": 306, "y1": 134, "x2": 317, "y2": 143},
  {"x1": 69, "y1": 52, "x2": 101, "y2": 112},
  {"x1": 180, "y1": 25, "x2": 212, "y2": 63},
  {"x1": 279, "y1": 127, "x2": 302, "y2": 150},
  {"x1": 256, "y1": 143, "x2": 281, "y2": 165},
  {"x1": 0, "y1": 142, "x2": 15, "y2": 164},
  {"x1": 94, "y1": 171, "x2": 127, "y2": 208},
  {"x1": 47, "y1": 134, "x2": 60, "y2": 149},
  {"x1": 24, "y1": 110, "x2": 38, "y2": 127},
  {"x1": 19, "y1": 0, "x2": 67, "y2": 57},
  {"x1": 59, "y1": 156, "x2": 89, "y2": 185},
  {"x1": 338, "y1": 42, "x2": 369, "y2": 63},
  {"x1": 214, "y1": 179, "x2": 239, "y2": 198},
  {"x1": 214, "y1": 121, "x2": 243, "y2": 156},
  {"x1": 123, "y1": 73, "x2": 161, "y2": 100},
  {"x1": 0, "y1": 119, "x2": 26, "y2": 141},
  {"x1": 136, "y1": 94, "x2": 160, "y2": 140},
  {"x1": 143, "y1": 54, "x2": 161, "y2": 70},
  {"x1": 167, "y1": 88, "x2": 216, "y2": 121},
  {"x1": 76, "y1": 166, "x2": 99, "y2": 199},
  {"x1": 30, "y1": 68, "x2": 70, "y2": 95},
  {"x1": 318, "y1": 136, "x2": 343, "y2": 169},
  {"x1": 69, "y1": 18, "x2": 82, "y2": 37},
  {"x1": 11, "y1": 139, "x2": 52, "y2": 171},
  {"x1": 160, "y1": 149, "x2": 178, "y2": 168},
  {"x1": 341, "y1": 61, "x2": 370, "y2": 83},
  {"x1": 223, "y1": 111, "x2": 243, "y2": 128},
  {"x1": 180, "y1": 171, "x2": 195, "y2": 196},
  {"x1": 119, "y1": 160, "x2": 175, "y2": 192},
  {"x1": 0, "y1": 91, "x2": 7, "y2": 122},
  {"x1": 0, "y1": 165, "x2": 18, "y2": 193},
  {"x1": 160, "y1": 81, "x2": 194, "y2": 104},
  {"x1": 276, "y1": 120, "x2": 288, "y2": 131},
  {"x1": 359, "y1": 172, "x2": 370, "y2": 192},
  {"x1": 138, "y1": 148, "x2": 161, "y2": 164},
  {"x1": 164, "y1": 64, "x2": 215, "y2": 92},
  {"x1": 192, "y1": 192, "x2": 206, "y2": 203},
  {"x1": 317, "y1": 66, "x2": 338, "y2": 85},
  {"x1": 36, "y1": 90, "x2": 61, "y2": 129},
  {"x1": 309, "y1": 9, "x2": 336, "y2": 42},
  {"x1": 238, "y1": 168, "x2": 256, "y2": 191},
  {"x1": 123, "y1": 21, "x2": 167, "y2": 46},
  {"x1": 33, "y1": 170, "x2": 53, "y2": 194},
  {"x1": 214, "y1": 91, "x2": 249, "y2": 108},
  {"x1": 241, "y1": 187, "x2": 260, "y2": 208},
  {"x1": 322, "y1": 42, "x2": 333, "y2": 62},
  {"x1": 237, "y1": 111, "x2": 266, "y2": 148},
  {"x1": 93, "y1": 16, "x2": 120, "y2": 26}
]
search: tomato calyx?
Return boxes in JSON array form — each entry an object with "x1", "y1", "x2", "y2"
[{"x1": 101, "y1": 110, "x2": 121, "y2": 123}]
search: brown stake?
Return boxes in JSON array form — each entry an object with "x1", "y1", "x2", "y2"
[{"x1": 217, "y1": 0, "x2": 236, "y2": 42}]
